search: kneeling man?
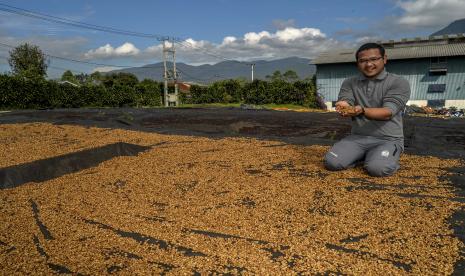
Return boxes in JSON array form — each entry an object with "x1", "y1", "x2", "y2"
[{"x1": 324, "y1": 43, "x2": 411, "y2": 177}]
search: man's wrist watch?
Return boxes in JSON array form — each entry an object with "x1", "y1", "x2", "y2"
[{"x1": 360, "y1": 106, "x2": 365, "y2": 115}]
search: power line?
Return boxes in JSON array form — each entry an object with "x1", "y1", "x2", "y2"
[
  {"x1": 1, "y1": 43, "x2": 226, "y2": 82},
  {"x1": 0, "y1": 2, "x2": 249, "y2": 66},
  {"x1": 176, "y1": 67, "x2": 217, "y2": 84},
  {"x1": 45, "y1": 64, "x2": 88, "y2": 75},
  {"x1": 0, "y1": 55, "x2": 87, "y2": 74},
  {"x1": 174, "y1": 40, "x2": 248, "y2": 67},
  {"x1": 1, "y1": 54, "x2": 225, "y2": 83},
  {"x1": 0, "y1": 42, "x2": 164, "y2": 69},
  {"x1": 0, "y1": 3, "x2": 171, "y2": 40}
]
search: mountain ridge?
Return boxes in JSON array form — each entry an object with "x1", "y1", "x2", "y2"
[
  {"x1": 111, "y1": 57, "x2": 315, "y2": 83},
  {"x1": 109, "y1": 18, "x2": 465, "y2": 83},
  {"x1": 431, "y1": 18, "x2": 465, "y2": 36}
]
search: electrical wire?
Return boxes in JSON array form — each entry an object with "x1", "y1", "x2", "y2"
[
  {"x1": 0, "y1": 3, "x2": 170, "y2": 40},
  {"x1": 1, "y1": 54, "x2": 222, "y2": 83},
  {"x1": 1, "y1": 42, "x2": 227, "y2": 82},
  {"x1": 0, "y1": 55, "x2": 87, "y2": 74},
  {"x1": 176, "y1": 67, "x2": 219, "y2": 84},
  {"x1": 0, "y1": 2, "x2": 250, "y2": 66},
  {"x1": 0, "y1": 1, "x2": 242, "y2": 81},
  {"x1": 174, "y1": 40, "x2": 248, "y2": 67},
  {"x1": 0, "y1": 42, "x2": 164, "y2": 69},
  {"x1": 46, "y1": 65, "x2": 88, "y2": 75}
]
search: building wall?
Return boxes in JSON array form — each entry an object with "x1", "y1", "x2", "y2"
[
  {"x1": 316, "y1": 56, "x2": 465, "y2": 108},
  {"x1": 316, "y1": 63, "x2": 357, "y2": 106}
]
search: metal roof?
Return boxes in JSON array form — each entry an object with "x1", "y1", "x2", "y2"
[{"x1": 313, "y1": 39, "x2": 465, "y2": 65}]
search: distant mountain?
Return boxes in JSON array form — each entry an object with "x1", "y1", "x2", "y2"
[
  {"x1": 431, "y1": 18, "x2": 465, "y2": 36},
  {"x1": 110, "y1": 57, "x2": 315, "y2": 83}
]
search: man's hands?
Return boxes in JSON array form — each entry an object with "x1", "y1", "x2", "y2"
[
  {"x1": 335, "y1": 101, "x2": 392, "y2": 120},
  {"x1": 335, "y1": 101, "x2": 364, "y2": 117}
]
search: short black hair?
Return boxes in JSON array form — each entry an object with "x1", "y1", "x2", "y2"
[{"x1": 355, "y1": 43, "x2": 385, "y2": 60}]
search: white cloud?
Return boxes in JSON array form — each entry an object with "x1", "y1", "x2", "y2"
[
  {"x1": 145, "y1": 40, "x2": 178, "y2": 54},
  {"x1": 0, "y1": 35, "x2": 88, "y2": 59},
  {"x1": 275, "y1": 27, "x2": 324, "y2": 42},
  {"x1": 86, "y1": 44, "x2": 113, "y2": 57},
  {"x1": 145, "y1": 44, "x2": 163, "y2": 54},
  {"x1": 184, "y1": 38, "x2": 211, "y2": 48},
  {"x1": 92, "y1": 66, "x2": 120, "y2": 73},
  {"x1": 355, "y1": 36, "x2": 384, "y2": 44},
  {"x1": 340, "y1": 0, "x2": 465, "y2": 40},
  {"x1": 172, "y1": 27, "x2": 344, "y2": 63},
  {"x1": 82, "y1": 27, "x2": 348, "y2": 65},
  {"x1": 396, "y1": 0, "x2": 465, "y2": 28},
  {"x1": 115, "y1": 42, "x2": 140, "y2": 55},
  {"x1": 244, "y1": 31, "x2": 271, "y2": 44},
  {"x1": 84, "y1": 42, "x2": 140, "y2": 59},
  {"x1": 242, "y1": 27, "x2": 324, "y2": 45},
  {"x1": 222, "y1": 36, "x2": 237, "y2": 45}
]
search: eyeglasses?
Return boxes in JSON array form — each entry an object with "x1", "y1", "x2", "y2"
[{"x1": 357, "y1": 56, "x2": 383, "y2": 64}]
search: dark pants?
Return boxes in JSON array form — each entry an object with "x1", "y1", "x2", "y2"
[{"x1": 324, "y1": 135, "x2": 403, "y2": 177}]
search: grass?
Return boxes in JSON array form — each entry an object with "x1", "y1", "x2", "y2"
[
  {"x1": 262, "y1": 103, "x2": 307, "y2": 109},
  {"x1": 178, "y1": 103, "x2": 326, "y2": 112},
  {"x1": 262, "y1": 103, "x2": 320, "y2": 111},
  {"x1": 1, "y1": 103, "x2": 326, "y2": 113},
  {"x1": 178, "y1": 103, "x2": 242, "y2": 108}
]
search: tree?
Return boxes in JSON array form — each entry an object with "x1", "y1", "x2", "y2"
[
  {"x1": 75, "y1": 73, "x2": 91, "y2": 84},
  {"x1": 89, "y1": 71, "x2": 103, "y2": 85},
  {"x1": 135, "y1": 79, "x2": 162, "y2": 106},
  {"x1": 8, "y1": 43, "x2": 48, "y2": 79},
  {"x1": 61, "y1": 70, "x2": 73, "y2": 81},
  {"x1": 102, "y1": 72, "x2": 139, "y2": 88},
  {"x1": 265, "y1": 70, "x2": 283, "y2": 82},
  {"x1": 61, "y1": 70, "x2": 78, "y2": 84},
  {"x1": 283, "y1": 70, "x2": 299, "y2": 82}
]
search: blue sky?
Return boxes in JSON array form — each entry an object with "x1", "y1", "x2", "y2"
[{"x1": 1, "y1": 0, "x2": 464, "y2": 78}]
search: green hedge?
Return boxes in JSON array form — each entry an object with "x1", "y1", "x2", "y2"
[
  {"x1": 0, "y1": 74, "x2": 321, "y2": 109},
  {"x1": 0, "y1": 74, "x2": 162, "y2": 109},
  {"x1": 185, "y1": 78, "x2": 320, "y2": 108}
]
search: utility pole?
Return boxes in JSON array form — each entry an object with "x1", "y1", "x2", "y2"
[
  {"x1": 162, "y1": 38, "x2": 178, "y2": 107},
  {"x1": 163, "y1": 40, "x2": 168, "y2": 107},
  {"x1": 173, "y1": 43, "x2": 178, "y2": 105},
  {"x1": 250, "y1": 63, "x2": 255, "y2": 81}
]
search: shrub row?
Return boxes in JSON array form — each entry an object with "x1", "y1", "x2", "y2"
[
  {"x1": 0, "y1": 74, "x2": 162, "y2": 109},
  {"x1": 0, "y1": 74, "x2": 322, "y2": 109},
  {"x1": 182, "y1": 78, "x2": 321, "y2": 108}
]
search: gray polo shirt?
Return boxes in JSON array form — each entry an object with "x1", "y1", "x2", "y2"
[{"x1": 338, "y1": 70, "x2": 411, "y2": 138}]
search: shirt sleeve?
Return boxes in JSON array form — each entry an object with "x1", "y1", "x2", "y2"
[
  {"x1": 337, "y1": 78, "x2": 355, "y2": 105},
  {"x1": 383, "y1": 77, "x2": 411, "y2": 116}
]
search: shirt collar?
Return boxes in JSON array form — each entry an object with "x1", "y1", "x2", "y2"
[{"x1": 358, "y1": 69, "x2": 387, "y2": 81}]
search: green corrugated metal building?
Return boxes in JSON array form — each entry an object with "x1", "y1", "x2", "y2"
[{"x1": 313, "y1": 34, "x2": 465, "y2": 110}]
